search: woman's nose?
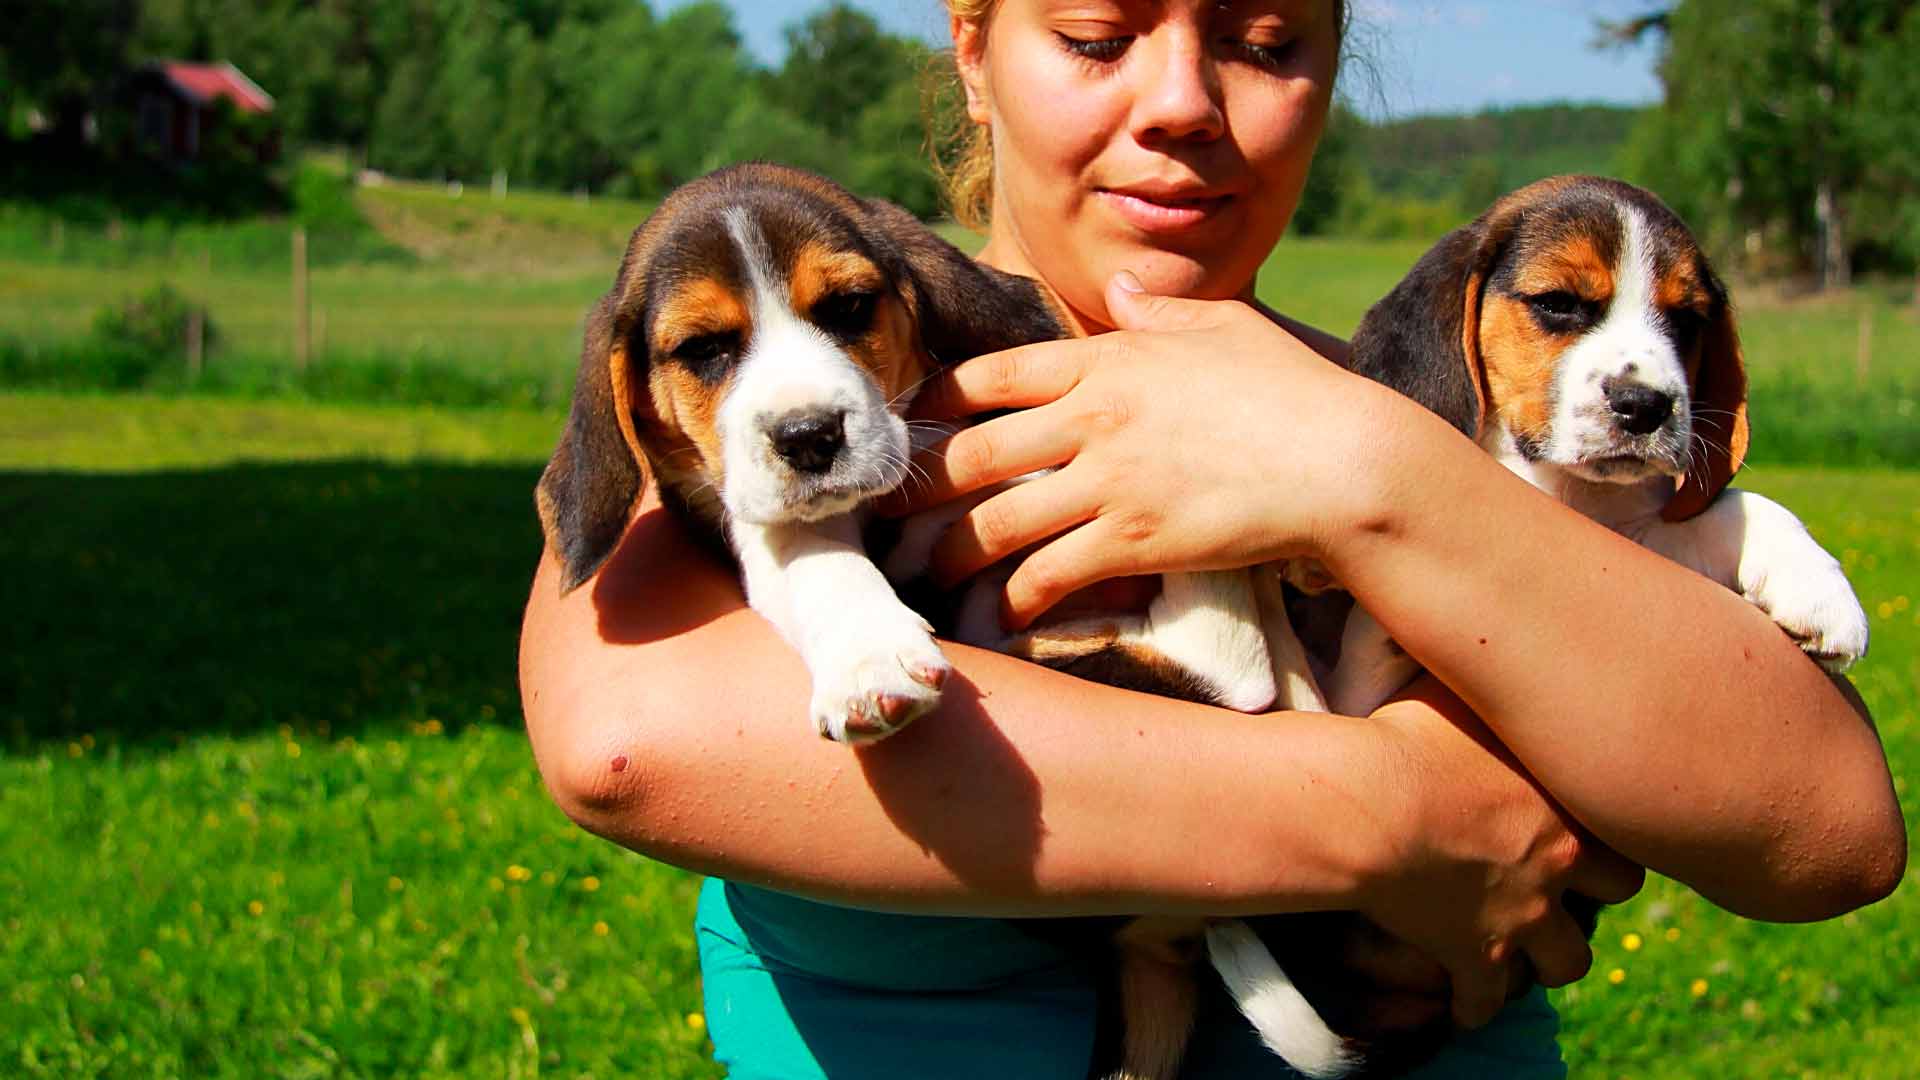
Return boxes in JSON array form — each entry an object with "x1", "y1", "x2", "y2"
[{"x1": 1130, "y1": 32, "x2": 1225, "y2": 144}]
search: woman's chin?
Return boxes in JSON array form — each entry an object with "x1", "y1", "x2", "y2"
[{"x1": 1120, "y1": 253, "x2": 1254, "y2": 302}]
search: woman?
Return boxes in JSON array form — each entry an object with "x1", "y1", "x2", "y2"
[{"x1": 518, "y1": 0, "x2": 1905, "y2": 1075}]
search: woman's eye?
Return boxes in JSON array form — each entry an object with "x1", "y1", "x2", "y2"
[
  {"x1": 1056, "y1": 32, "x2": 1132, "y2": 63},
  {"x1": 1232, "y1": 37, "x2": 1298, "y2": 67}
]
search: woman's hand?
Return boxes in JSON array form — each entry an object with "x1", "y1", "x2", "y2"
[
  {"x1": 889, "y1": 271, "x2": 1407, "y2": 630},
  {"x1": 1360, "y1": 677, "x2": 1646, "y2": 1029}
]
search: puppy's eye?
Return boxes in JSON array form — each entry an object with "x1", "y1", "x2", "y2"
[
  {"x1": 1526, "y1": 290, "x2": 1600, "y2": 331},
  {"x1": 1665, "y1": 307, "x2": 1708, "y2": 349},
  {"x1": 812, "y1": 290, "x2": 878, "y2": 341},
  {"x1": 1530, "y1": 291, "x2": 1583, "y2": 318},
  {"x1": 672, "y1": 331, "x2": 738, "y2": 380}
]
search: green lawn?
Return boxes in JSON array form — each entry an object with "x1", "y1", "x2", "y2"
[{"x1": 4, "y1": 391, "x2": 1914, "y2": 1078}]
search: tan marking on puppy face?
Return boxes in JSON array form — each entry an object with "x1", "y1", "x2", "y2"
[
  {"x1": 652, "y1": 277, "x2": 750, "y2": 354},
  {"x1": 789, "y1": 245, "x2": 883, "y2": 310},
  {"x1": 789, "y1": 242, "x2": 931, "y2": 404},
  {"x1": 645, "y1": 361, "x2": 729, "y2": 505},
  {"x1": 1508, "y1": 235, "x2": 1615, "y2": 306},
  {"x1": 638, "y1": 277, "x2": 751, "y2": 513},
  {"x1": 1477, "y1": 293, "x2": 1560, "y2": 442}
]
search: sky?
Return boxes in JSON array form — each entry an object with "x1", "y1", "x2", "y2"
[{"x1": 687, "y1": 0, "x2": 1667, "y2": 119}]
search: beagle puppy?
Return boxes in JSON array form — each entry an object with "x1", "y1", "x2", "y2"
[
  {"x1": 532, "y1": 161, "x2": 1314, "y2": 1080},
  {"x1": 536, "y1": 162, "x2": 1066, "y2": 742},
  {"x1": 1200, "y1": 176, "x2": 1873, "y2": 1080},
  {"x1": 1320, "y1": 174, "x2": 1870, "y2": 718}
]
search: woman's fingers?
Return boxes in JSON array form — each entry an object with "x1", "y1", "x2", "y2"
[
  {"x1": 910, "y1": 339, "x2": 1093, "y2": 421},
  {"x1": 1448, "y1": 955, "x2": 1513, "y2": 1031},
  {"x1": 927, "y1": 471, "x2": 1099, "y2": 587},
  {"x1": 1568, "y1": 840, "x2": 1646, "y2": 905},
  {"x1": 1519, "y1": 907, "x2": 1597, "y2": 989},
  {"x1": 1000, "y1": 515, "x2": 1154, "y2": 628},
  {"x1": 897, "y1": 406, "x2": 1084, "y2": 512}
]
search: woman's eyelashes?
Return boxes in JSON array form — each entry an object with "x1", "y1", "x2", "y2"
[
  {"x1": 1051, "y1": 29, "x2": 1299, "y2": 69},
  {"x1": 1054, "y1": 30, "x2": 1132, "y2": 64}
]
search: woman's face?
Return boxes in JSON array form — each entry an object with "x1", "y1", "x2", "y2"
[{"x1": 955, "y1": 0, "x2": 1338, "y2": 331}]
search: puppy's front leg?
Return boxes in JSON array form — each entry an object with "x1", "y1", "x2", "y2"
[
  {"x1": 733, "y1": 516, "x2": 952, "y2": 743},
  {"x1": 1638, "y1": 489, "x2": 1869, "y2": 672}
]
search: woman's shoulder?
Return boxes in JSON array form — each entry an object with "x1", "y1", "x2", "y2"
[{"x1": 1251, "y1": 298, "x2": 1352, "y2": 366}]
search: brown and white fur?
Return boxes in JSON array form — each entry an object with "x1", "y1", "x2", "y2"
[
  {"x1": 535, "y1": 162, "x2": 1070, "y2": 742},
  {"x1": 1190, "y1": 176, "x2": 1872, "y2": 1080},
  {"x1": 535, "y1": 166, "x2": 1868, "y2": 1080}
]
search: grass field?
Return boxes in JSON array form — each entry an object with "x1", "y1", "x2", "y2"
[{"x1": 3, "y1": 390, "x2": 1915, "y2": 1078}]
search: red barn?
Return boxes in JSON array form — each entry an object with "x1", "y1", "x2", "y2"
[{"x1": 118, "y1": 61, "x2": 278, "y2": 164}]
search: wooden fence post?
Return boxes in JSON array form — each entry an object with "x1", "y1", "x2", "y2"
[{"x1": 293, "y1": 226, "x2": 310, "y2": 373}]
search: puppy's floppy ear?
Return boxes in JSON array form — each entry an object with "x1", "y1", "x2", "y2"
[
  {"x1": 1662, "y1": 294, "x2": 1749, "y2": 522},
  {"x1": 537, "y1": 291, "x2": 651, "y2": 592},
  {"x1": 859, "y1": 197, "x2": 1067, "y2": 360},
  {"x1": 1347, "y1": 201, "x2": 1520, "y2": 438}
]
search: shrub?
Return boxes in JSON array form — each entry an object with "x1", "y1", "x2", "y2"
[{"x1": 82, "y1": 283, "x2": 216, "y2": 385}]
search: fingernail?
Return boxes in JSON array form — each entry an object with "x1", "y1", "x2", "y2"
[{"x1": 1112, "y1": 270, "x2": 1144, "y2": 294}]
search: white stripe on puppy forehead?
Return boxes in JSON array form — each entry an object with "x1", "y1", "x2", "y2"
[{"x1": 714, "y1": 206, "x2": 905, "y2": 524}]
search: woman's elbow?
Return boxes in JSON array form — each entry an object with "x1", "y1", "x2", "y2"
[
  {"x1": 1736, "y1": 777, "x2": 1907, "y2": 923},
  {"x1": 536, "y1": 731, "x2": 656, "y2": 841}
]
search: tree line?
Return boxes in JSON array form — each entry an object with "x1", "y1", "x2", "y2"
[
  {"x1": 7, "y1": 0, "x2": 954, "y2": 217},
  {"x1": 1614, "y1": 0, "x2": 1920, "y2": 290}
]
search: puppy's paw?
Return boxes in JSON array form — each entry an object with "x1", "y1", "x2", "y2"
[
  {"x1": 1748, "y1": 562, "x2": 1870, "y2": 673},
  {"x1": 1738, "y1": 520, "x2": 1870, "y2": 673},
  {"x1": 810, "y1": 627, "x2": 951, "y2": 744}
]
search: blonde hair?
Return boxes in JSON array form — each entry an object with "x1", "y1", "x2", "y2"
[{"x1": 929, "y1": 0, "x2": 1348, "y2": 231}]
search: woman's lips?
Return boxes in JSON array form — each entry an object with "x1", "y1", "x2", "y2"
[{"x1": 1099, "y1": 188, "x2": 1235, "y2": 233}]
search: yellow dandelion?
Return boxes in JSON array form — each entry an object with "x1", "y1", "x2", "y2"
[
  {"x1": 1664, "y1": 927, "x2": 1681, "y2": 943},
  {"x1": 1877, "y1": 601, "x2": 1895, "y2": 620},
  {"x1": 489, "y1": 877, "x2": 505, "y2": 892},
  {"x1": 582, "y1": 876, "x2": 601, "y2": 892},
  {"x1": 510, "y1": 1006, "x2": 532, "y2": 1027},
  {"x1": 247, "y1": 900, "x2": 265, "y2": 917},
  {"x1": 593, "y1": 921, "x2": 610, "y2": 937},
  {"x1": 286, "y1": 742, "x2": 302, "y2": 759},
  {"x1": 1896, "y1": 596, "x2": 1910, "y2": 612},
  {"x1": 1621, "y1": 933, "x2": 1643, "y2": 952},
  {"x1": 278, "y1": 724, "x2": 293, "y2": 740},
  {"x1": 203, "y1": 813, "x2": 221, "y2": 828},
  {"x1": 1608, "y1": 968, "x2": 1627, "y2": 985},
  {"x1": 237, "y1": 801, "x2": 256, "y2": 818},
  {"x1": 388, "y1": 877, "x2": 405, "y2": 893},
  {"x1": 506, "y1": 865, "x2": 532, "y2": 882},
  {"x1": 687, "y1": 1013, "x2": 706, "y2": 1031},
  {"x1": 1691, "y1": 978, "x2": 1710, "y2": 997},
  {"x1": 68, "y1": 742, "x2": 83, "y2": 758}
]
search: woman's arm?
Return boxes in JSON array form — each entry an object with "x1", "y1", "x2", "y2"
[
  {"x1": 902, "y1": 279, "x2": 1906, "y2": 922},
  {"x1": 520, "y1": 486, "x2": 1643, "y2": 1024}
]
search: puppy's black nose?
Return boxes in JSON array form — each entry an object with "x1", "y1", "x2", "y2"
[
  {"x1": 1605, "y1": 382, "x2": 1673, "y2": 436},
  {"x1": 770, "y1": 410, "x2": 846, "y2": 473}
]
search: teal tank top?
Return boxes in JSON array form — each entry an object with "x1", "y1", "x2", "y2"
[{"x1": 696, "y1": 878, "x2": 1567, "y2": 1079}]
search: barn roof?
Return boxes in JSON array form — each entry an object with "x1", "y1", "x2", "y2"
[{"x1": 155, "y1": 62, "x2": 275, "y2": 115}]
